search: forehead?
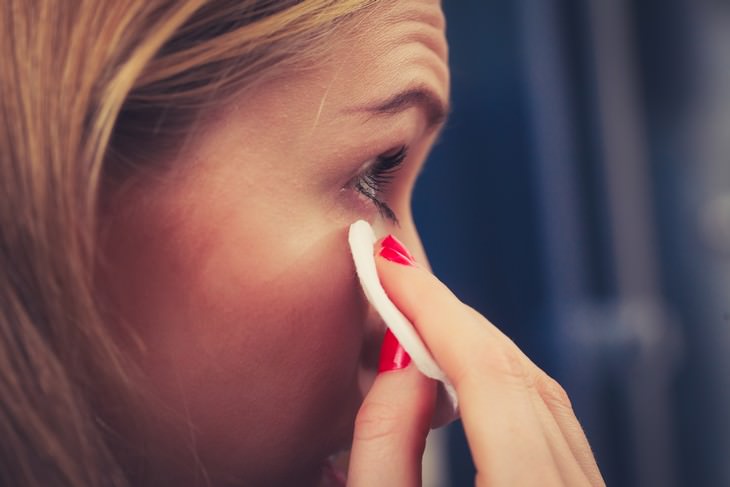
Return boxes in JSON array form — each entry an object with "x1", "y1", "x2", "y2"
[
  {"x1": 321, "y1": 0, "x2": 449, "y2": 106},
  {"x1": 346, "y1": 0, "x2": 447, "y2": 58},
  {"x1": 192, "y1": 1, "x2": 449, "y2": 162}
]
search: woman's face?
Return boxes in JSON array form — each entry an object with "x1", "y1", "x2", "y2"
[{"x1": 99, "y1": 1, "x2": 449, "y2": 485}]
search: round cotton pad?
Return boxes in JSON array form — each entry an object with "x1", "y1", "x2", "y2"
[{"x1": 348, "y1": 220, "x2": 457, "y2": 410}]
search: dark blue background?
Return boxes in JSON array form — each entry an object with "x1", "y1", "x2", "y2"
[{"x1": 414, "y1": 1, "x2": 730, "y2": 485}]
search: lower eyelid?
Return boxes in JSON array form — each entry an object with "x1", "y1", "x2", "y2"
[
  {"x1": 351, "y1": 180, "x2": 400, "y2": 223},
  {"x1": 340, "y1": 185, "x2": 382, "y2": 219}
]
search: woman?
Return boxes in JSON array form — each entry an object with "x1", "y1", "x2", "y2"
[{"x1": 0, "y1": 0, "x2": 604, "y2": 485}]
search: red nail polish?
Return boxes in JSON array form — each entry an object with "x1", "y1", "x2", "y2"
[
  {"x1": 379, "y1": 247, "x2": 414, "y2": 266},
  {"x1": 382, "y1": 235, "x2": 415, "y2": 261},
  {"x1": 379, "y1": 235, "x2": 415, "y2": 266},
  {"x1": 378, "y1": 329, "x2": 411, "y2": 373}
]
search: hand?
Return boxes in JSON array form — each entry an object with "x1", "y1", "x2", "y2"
[{"x1": 347, "y1": 239, "x2": 605, "y2": 486}]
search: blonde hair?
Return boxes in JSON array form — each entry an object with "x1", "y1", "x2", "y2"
[{"x1": 0, "y1": 1, "x2": 374, "y2": 485}]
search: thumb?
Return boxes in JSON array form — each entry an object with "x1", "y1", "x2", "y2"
[{"x1": 347, "y1": 329, "x2": 437, "y2": 487}]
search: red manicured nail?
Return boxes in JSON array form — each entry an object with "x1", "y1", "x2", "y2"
[
  {"x1": 382, "y1": 235, "x2": 415, "y2": 261},
  {"x1": 378, "y1": 329, "x2": 411, "y2": 373},
  {"x1": 379, "y1": 235, "x2": 415, "y2": 266}
]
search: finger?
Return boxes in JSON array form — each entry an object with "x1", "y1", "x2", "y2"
[
  {"x1": 455, "y1": 343, "x2": 565, "y2": 485},
  {"x1": 533, "y1": 374, "x2": 605, "y2": 486},
  {"x1": 375, "y1": 256, "x2": 598, "y2": 484},
  {"x1": 347, "y1": 332, "x2": 436, "y2": 487},
  {"x1": 466, "y1": 304, "x2": 603, "y2": 484},
  {"x1": 374, "y1": 254, "x2": 510, "y2": 398},
  {"x1": 374, "y1": 258, "x2": 557, "y2": 482}
]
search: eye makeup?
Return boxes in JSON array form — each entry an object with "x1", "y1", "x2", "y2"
[{"x1": 350, "y1": 145, "x2": 407, "y2": 224}]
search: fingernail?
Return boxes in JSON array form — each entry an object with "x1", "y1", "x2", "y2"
[
  {"x1": 379, "y1": 235, "x2": 415, "y2": 266},
  {"x1": 378, "y1": 329, "x2": 411, "y2": 373}
]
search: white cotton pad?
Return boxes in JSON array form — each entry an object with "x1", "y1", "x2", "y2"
[{"x1": 348, "y1": 219, "x2": 457, "y2": 410}]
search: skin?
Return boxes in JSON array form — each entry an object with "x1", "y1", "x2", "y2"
[
  {"x1": 99, "y1": 0, "x2": 604, "y2": 484},
  {"x1": 348, "y1": 252, "x2": 606, "y2": 486},
  {"x1": 98, "y1": 1, "x2": 449, "y2": 485}
]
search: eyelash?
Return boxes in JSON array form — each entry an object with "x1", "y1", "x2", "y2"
[{"x1": 352, "y1": 146, "x2": 408, "y2": 224}]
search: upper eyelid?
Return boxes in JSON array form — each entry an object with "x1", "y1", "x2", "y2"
[
  {"x1": 359, "y1": 146, "x2": 408, "y2": 181},
  {"x1": 344, "y1": 144, "x2": 407, "y2": 184}
]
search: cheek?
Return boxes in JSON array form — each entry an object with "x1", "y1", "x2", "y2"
[
  {"x1": 100, "y1": 193, "x2": 372, "y2": 481},
  {"x1": 192, "y1": 232, "x2": 368, "y2": 463}
]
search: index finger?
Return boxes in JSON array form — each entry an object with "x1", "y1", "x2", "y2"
[
  {"x1": 374, "y1": 254, "x2": 503, "y2": 389},
  {"x1": 374, "y1": 254, "x2": 565, "y2": 480}
]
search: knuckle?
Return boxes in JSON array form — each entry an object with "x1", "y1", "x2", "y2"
[
  {"x1": 461, "y1": 313, "x2": 538, "y2": 389},
  {"x1": 537, "y1": 373, "x2": 573, "y2": 411},
  {"x1": 464, "y1": 304, "x2": 484, "y2": 321},
  {"x1": 500, "y1": 346, "x2": 530, "y2": 383},
  {"x1": 353, "y1": 399, "x2": 400, "y2": 443},
  {"x1": 479, "y1": 344, "x2": 531, "y2": 387}
]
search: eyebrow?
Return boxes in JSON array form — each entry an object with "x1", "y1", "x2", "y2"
[{"x1": 349, "y1": 86, "x2": 451, "y2": 131}]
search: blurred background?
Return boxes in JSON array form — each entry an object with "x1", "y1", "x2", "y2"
[{"x1": 415, "y1": 0, "x2": 730, "y2": 485}]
